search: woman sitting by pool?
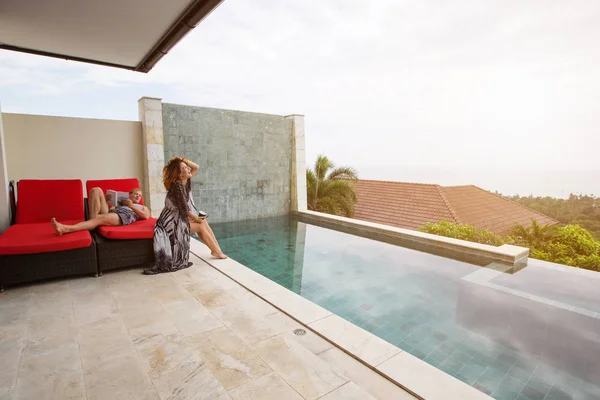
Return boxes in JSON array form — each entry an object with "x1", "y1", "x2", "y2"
[{"x1": 143, "y1": 157, "x2": 227, "y2": 275}]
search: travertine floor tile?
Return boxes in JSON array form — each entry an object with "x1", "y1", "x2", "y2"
[
  {"x1": 20, "y1": 343, "x2": 81, "y2": 377},
  {"x1": 79, "y1": 316, "x2": 136, "y2": 366},
  {"x1": 0, "y1": 300, "x2": 29, "y2": 325},
  {"x1": 211, "y1": 305, "x2": 300, "y2": 346},
  {"x1": 69, "y1": 276, "x2": 106, "y2": 295},
  {"x1": 14, "y1": 370, "x2": 86, "y2": 400},
  {"x1": 318, "y1": 347, "x2": 416, "y2": 400},
  {"x1": 73, "y1": 297, "x2": 119, "y2": 326},
  {"x1": 26, "y1": 313, "x2": 78, "y2": 354},
  {"x1": 0, "y1": 337, "x2": 24, "y2": 395},
  {"x1": 264, "y1": 289, "x2": 332, "y2": 324},
  {"x1": 0, "y1": 323, "x2": 27, "y2": 345},
  {"x1": 0, "y1": 260, "x2": 417, "y2": 400},
  {"x1": 134, "y1": 329, "x2": 202, "y2": 379},
  {"x1": 254, "y1": 335, "x2": 347, "y2": 400},
  {"x1": 228, "y1": 373, "x2": 303, "y2": 400},
  {"x1": 24, "y1": 326, "x2": 79, "y2": 356},
  {"x1": 28, "y1": 294, "x2": 72, "y2": 319},
  {"x1": 83, "y1": 352, "x2": 158, "y2": 400},
  {"x1": 129, "y1": 319, "x2": 180, "y2": 346},
  {"x1": 117, "y1": 301, "x2": 167, "y2": 331},
  {"x1": 0, "y1": 390, "x2": 13, "y2": 400},
  {"x1": 319, "y1": 381, "x2": 378, "y2": 400},
  {"x1": 188, "y1": 326, "x2": 272, "y2": 391},
  {"x1": 151, "y1": 361, "x2": 229, "y2": 400},
  {"x1": 309, "y1": 315, "x2": 401, "y2": 366},
  {"x1": 280, "y1": 328, "x2": 333, "y2": 356},
  {"x1": 144, "y1": 275, "x2": 193, "y2": 303},
  {"x1": 377, "y1": 352, "x2": 490, "y2": 400},
  {"x1": 195, "y1": 283, "x2": 250, "y2": 310},
  {"x1": 163, "y1": 298, "x2": 223, "y2": 337}
]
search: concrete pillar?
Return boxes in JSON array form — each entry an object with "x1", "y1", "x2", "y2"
[
  {"x1": 0, "y1": 104, "x2": 9, "y2": 232},
  {"x1": 285, "y1": 114, "x2": 307, "y2": 212},
  {"x1": 138, "y1": 97, "x2": 166, "y2": 217}
]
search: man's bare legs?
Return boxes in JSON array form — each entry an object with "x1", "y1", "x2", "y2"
[
  {"x1": 52, "y1": 213, "x2": 121, "y2": 235},
  {"x1": 190, "y1": 220, "x2": 227, "y2": 259},
  {"x1": 88, "y1": 187, "x2": 109, "y2": 219}
]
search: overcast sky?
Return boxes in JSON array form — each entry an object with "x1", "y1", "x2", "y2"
[{"x1": 1, "y1": 0, "x2": 599, "y2": 183}]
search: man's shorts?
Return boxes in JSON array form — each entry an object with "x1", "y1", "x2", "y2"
[{"x1": 110, "y1": 206, "x2": 139, "y2": 226}]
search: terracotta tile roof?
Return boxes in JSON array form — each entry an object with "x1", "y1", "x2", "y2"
[
  {"x1": 440, "y1": 185, "x2": 558, "y2": 234},
  {"x1": 353, "y1": 180, "x2": 559, "y2": 235},
  {"x1": 353, "y1": 180, "x2": 457, "y2": 230}
]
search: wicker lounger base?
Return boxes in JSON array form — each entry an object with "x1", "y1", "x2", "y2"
[
  {"x1": 0, "y1": 244, "x2": 98, "y2": 291},
  {"x1": 93, "y1": 232, "x2": 155, "y2": 274}
]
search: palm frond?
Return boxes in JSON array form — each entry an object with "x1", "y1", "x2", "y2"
[
  {"x1": 337, "y1": 196, "x2": 356, "y2": 217},
  {"x1": 306, "y1": 155, "x2": 358, "y2": 218},
  {"x1": 327, "y1": 167, "x2": 358, "y2": 181},
  {"x1": 316, "y1": 196, "x2": 340, "y2": 215},
  {"x1": 318, "y1": 181, "x2": 354, "y2": 205},
  {"x1": 306, "y1": 169, "x2": 317, "y2": 192},
  {"x1": 314, "y1": 155, "x2": 334, "y2": 182}
]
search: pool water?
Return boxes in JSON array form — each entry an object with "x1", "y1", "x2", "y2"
[{"x1": 211, "y1": 216, "x2": 600, "y2": 400}]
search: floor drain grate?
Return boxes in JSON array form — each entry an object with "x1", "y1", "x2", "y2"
[{"x1": 293, "y1": 328, "x2": 306, "y2": 336}]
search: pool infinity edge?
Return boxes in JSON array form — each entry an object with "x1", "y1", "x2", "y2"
[{"x1": 190, "y1": 239, "x2": 492, "y2": 400}]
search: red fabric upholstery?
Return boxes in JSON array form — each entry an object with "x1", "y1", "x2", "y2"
[
  {"x1": 87, "y1": 178, "x2": 155, "y2": 240},
  {"x1": 98, "y1": 218, "x2": 156, "y2": 239},
  {"x1": 86, "y1": 178, "x2": 145, "y2": 205},
  {"x1": 16, "y1": 180, "x2": 85, "y2": 224},
  {"x1": 0, "y1": 221, "x2": 92, "y2": 255}
]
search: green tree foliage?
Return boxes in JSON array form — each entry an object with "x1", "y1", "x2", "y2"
[
  {"x1": 505, "y1": 194, "x2": 600, "y2": 239},
  {"x1": 508, "y1": 219, "x2": 557, "y2": 249},
  {"x1": 420, "y1": 220, "x2": 600, "y2": 272},
  {"x1": 306, "y1": 155, "x2": 358, "y2": 217},
  {"x1": 420, "y1": 221, "x2": 504, "y2": 246}
]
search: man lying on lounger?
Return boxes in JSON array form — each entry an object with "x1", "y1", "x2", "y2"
[{"x1": 51, "y1": 187, "x2": 150, "y2": 235}]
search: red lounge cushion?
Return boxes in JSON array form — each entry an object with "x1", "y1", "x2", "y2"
[
  {"x1": 97, "y1": 218, "x2": 156, "y2": 240},
  {"x1": 17, "y1": 180, "x2": 84, "y2": 224},
  {"x1": 0, "y1": 221, "x2": 92, "y2": 255},
  {"x1": 86, "y1": 178, "x2": 145, "y2": 206}
]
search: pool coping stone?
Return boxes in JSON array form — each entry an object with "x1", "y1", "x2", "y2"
[
  {"x1": 293, "y1": 210, "x2": 529, "y2": 271},
  {"x1": 191, "y1": 238, "x2": 493, "y2": 400}
]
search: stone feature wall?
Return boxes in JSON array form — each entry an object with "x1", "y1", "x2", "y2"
[{"x1": 162, "y1": 103, "x2": 293, "y2": 223}]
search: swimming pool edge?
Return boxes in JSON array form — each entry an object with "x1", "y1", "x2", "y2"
[
  {"x1": 190, "y1": 238, "x2": 493, "y2": 400},
  {"x1": 294, "y1": 210, "x2": 529, "y2": 271}
]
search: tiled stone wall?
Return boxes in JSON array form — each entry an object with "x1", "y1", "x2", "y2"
[{"x1": 162, "y1": 103, "x2": 293, "y2": 223}]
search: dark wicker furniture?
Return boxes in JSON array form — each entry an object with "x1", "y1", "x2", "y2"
[
  {"x1": 85, "y1": 178, "x2": 155, "y2": 274},
  {"x1": 92, "y1": 232, "x2": 154, "y2": 274},
  {"x1": 0, "y1": 179, "x2": 97, "y2": 291}
]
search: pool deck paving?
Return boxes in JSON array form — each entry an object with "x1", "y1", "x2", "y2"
[{"x1": 0, "y1": 250, "x2": 419, "y2": 400}]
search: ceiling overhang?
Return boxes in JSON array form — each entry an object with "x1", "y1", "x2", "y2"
[{"x1": 0, "y1": 0, "x2": 224, "y2": 73}]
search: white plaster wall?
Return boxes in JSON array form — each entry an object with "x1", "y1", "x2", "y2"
[{"x1": 2, "y1": 113, "x2": 144, "y2": 194}]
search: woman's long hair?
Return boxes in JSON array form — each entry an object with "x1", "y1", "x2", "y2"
[{"x1": 163, "y1": 157, "x2": 184, "y2": 191}]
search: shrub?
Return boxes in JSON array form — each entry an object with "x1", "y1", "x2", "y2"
[
  {"x1": 420, "y1": 221, "x2": 504, "y2": 246},
  {"x1": 420, "y1": 220, "x2": 600, "y2": 272}
]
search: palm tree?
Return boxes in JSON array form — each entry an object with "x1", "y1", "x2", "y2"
[
  {"x1": 306, "y1": 155, "x2": 358, "y2": 217},
  {"x1": 510, "y1": 219, "x2": 557, "y2": 249}
]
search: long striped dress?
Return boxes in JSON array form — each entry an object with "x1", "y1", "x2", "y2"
[{"x1": 143, "y1": 179, "x2": 196, "y2": 275}]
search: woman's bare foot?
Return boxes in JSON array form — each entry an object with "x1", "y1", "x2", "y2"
[
  {"x1": 211, "y1": 252, "x2": 228, "y2": 259},
  {"x1": 51, "y1": 218, "x2": 65, "y2": 236}
]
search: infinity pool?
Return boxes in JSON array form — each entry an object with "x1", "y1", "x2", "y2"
[{"x1": 211, "y1": 216, "x2": 600, "y2": 400}]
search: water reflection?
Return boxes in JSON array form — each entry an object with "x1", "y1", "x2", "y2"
[{"x1": 211, "y1": 216, "x2": 600, "y2": 399}]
